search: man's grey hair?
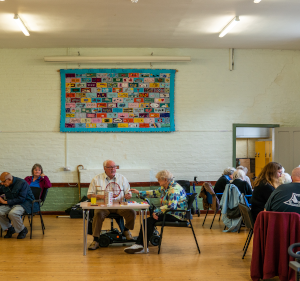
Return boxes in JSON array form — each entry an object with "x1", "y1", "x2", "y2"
[
  {"x1": 103, "y1": 160, "x2": 113, "y2": 168},
  {"x1": 222, "y1": 167, "x2": 236, "y2": 176}
]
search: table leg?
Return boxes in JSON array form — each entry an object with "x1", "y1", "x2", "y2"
[
  {"x1": 144, "y1": 209, "x2": 147, "y2": 254},
  {"x1": 83, "y1": 209, "x2": 86, "y2": 256},
  {"x1": 140, "y1": 210, "x2": 147, "y2": 254},
  {"x1": 83, "y1": 210, "x2": 89, "y2": 256}
]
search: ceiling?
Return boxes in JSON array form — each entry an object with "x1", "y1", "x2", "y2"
[{"x1": 0, "y1": 0, "x2": 300, "y2": 49}]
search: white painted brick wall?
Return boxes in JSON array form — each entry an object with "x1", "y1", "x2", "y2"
[
  {"x1": 79, "y1": 169, "x2": 153, "y2": 182},
  {"x1": 0, "y1": 48, "x2": 300, "y2": 183}
]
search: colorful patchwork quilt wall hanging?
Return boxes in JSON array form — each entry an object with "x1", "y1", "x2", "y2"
[{"x1": 60, "y1": 69, "x2": 175, "y2": 132}]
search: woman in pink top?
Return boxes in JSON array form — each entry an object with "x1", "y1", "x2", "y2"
[{"x1": 25, "y1": 164, "x2": 51, "y2": 198}]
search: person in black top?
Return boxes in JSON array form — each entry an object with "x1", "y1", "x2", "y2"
[
  {"x1": 265, "y1": 167, "x2": 300, "y2": 213},
  {"x1": 251, "y1": 162, "x2": 282, "y2": 223},
  {"x1": 231, "y1": 169, "x2": 253, "y2": 197},
  {"x1": 214, "y1": 167, "x2": 236, "y2": 201}
]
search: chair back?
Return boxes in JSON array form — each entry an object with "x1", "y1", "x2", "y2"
[
  {"x1": 205, "y1": 190, "x2": 213, "y2": 205},
  {"x1": 187, "y1": 193, "x2": 197, "y2": 209},
  {"x1": 30, "y1": 187, "x2": 42, "y2": 200},
  {"x1": 176, "y1": 180, "x2": 191, "y2": 194},
  {"x1": 40, "y1": 188, "x2": 49, "y2": 205},
  {"x1": 238, "y1": 203, "x2": 254, "y2": 229},
  {"x1": 186, "y1": 193, "x2": 197, "y2": 219}
]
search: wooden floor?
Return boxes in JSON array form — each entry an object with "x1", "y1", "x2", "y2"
[{"x1": 0, "y1": 214, "x2": 280, "y2": 281}]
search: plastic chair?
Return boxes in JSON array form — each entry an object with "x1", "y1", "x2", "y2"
[
  {"x1": 244, "y1": 194, "x2": 252, "y2": 207},
  {"x1": 23, "y1": 187, "x2": 48, "y2": 239},
  {"x1": 176, "y1": 180, "x2": 190, "y2": 194},
  {"x1": 177, "y1": 180, "x2": 200, "y2": 216},
  {"x1": 154, "y1": 193, "x2": 200, "y2": 254},
  {"x1": 238, "y1": 203, "x2": 254, "y2": 259}
]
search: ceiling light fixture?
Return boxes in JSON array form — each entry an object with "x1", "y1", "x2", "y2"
[
  {"x1": 219, "y1": 16, "x2": 240, "y2": 38},
  {"x1": 44, "y1": 56, "x2": 191, "y2": 63},
  {"x1": 254, "y1": 0, "x2": 261, "y2": 3},
  {"x1": 14, "y1": 14, "x2": 30, "y2": 36},
  {"x1": 131, "y1": 0, "x2": 138, "y2": 3}
]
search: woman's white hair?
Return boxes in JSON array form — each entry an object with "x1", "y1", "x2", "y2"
[
  {"x1": 237, "y1": 165, "x2": 248, "y2": 174},
  {"x1": 223, "y1": 167, "x2": 236, "y2": 176},
  {"x1": 278, "y1": 173, "x2": 292, "y2": 185},
  {"x1": 155, "y1": 170, "x2": 174, "y2": 182},
  {"x1": 232, "y1": 169, "x2": 245, "y2": 180}
]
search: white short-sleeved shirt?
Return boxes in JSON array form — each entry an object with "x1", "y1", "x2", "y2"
[{"x1": 87, "y1": 173, "x2": 130, "y2": 202}]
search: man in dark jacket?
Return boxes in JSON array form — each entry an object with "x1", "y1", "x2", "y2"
[{"x1": 0, "y1": 172, "x2": 36, "y2": 239}]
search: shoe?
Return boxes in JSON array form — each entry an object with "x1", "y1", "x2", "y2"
[
  {"x1": 124, "y1": 244, "x2": 149, "y2": 254},
  {"x1": 17, "y1": 227, "x2": 28, "y2": 239},
  {"x1": 4, "y1": 226, "x2": 15, "y2": 238},
  {"x1": 123, "y1": 230, "x2": 133, "y2": 240},
  {"x1": 88, "y1": 241, "x2": 100, "y2": 250}
]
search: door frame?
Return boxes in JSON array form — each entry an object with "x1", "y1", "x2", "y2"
[{"x1": 232, "y1": 123, "x2": 280, "y2": 167}]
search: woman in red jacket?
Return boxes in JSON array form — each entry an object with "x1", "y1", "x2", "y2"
[{"x1": 25, "y1": 164, "x2": 51, "y2": 198}]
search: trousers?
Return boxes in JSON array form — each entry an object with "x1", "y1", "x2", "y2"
[{"x1": 0, "y1": 205, "x2": 26, "y2": 233}]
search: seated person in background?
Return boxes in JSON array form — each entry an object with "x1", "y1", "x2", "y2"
[
  {"x1": 124, "y1": 170, "x2": 187, "y2": 254},
  {"x1": 265, "y1": 167, "x2": 300, "y2": 213},
  {"x1": 231, "y1": 169, "x2": 253, "y2": 197},
  {"x1": 214, "y1": 167, "x2": 236, "y2": 201},
  {"x1": 25, "y1": 164, "x2": 52, "y2": 198},
  {"x1": 87, "y1": 159, "x2": 135, "y2": 250},
  {"x1": 0, "y1": 172, "x2": 38, "y2": 239},
  {"x1": 278, "y1": 167, "x2": 292, "y2": 185},
  {"x1": 251, "y1": 162, "x2": 282, "y2": 222},
  {"x1": 236, "y1": 166, "x2": 252, "y2": 188}
]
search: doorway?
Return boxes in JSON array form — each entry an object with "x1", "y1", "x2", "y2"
[{"x1": 232, "y1": 124, "x2": 280, "y2": 182}]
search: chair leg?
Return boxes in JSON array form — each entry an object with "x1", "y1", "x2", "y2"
[
  {"x1": 243, "y1": 230, "x2": 251, "y2": 251},
  {"x1": 39, "y1": 212, "x2": 45, "y2": 235},
  {"x1": 202, "y1": 210, "x2": 209, "y2": 226},
  {"x1": 224, "y1": 225, "x2": 226, "y2": 230},
  {"x1": 30, "y1": 213, "x2": 33, "y2": 239},
  {"x1": 210, "y1": 213, "x2": 216, "y2": 229},
  {"x1": 0, "y1": 227, "x2": 2, "y2": 237},
  {"x1": 242, "y1": 229, "x2": 253, "y2": 259},
  {"x1": 189, "y1": 220, "x2": 200, "y2": 254},
  {"x1": 219, "y1": 212, "x2": 222, "y2": 221},
  {"x1": 158, "y1": 214, "x2": 167, "y2": 254}
]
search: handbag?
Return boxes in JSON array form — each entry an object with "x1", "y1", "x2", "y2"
[{"x1": 227, "y1": 206, "x2": 241, "y2": 219}]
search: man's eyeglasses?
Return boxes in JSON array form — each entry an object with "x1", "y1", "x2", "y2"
[
  {"x1": 105, "y1": 166, "x2": 117, "y2": 169},
  {"x1": 0, "y1": 179, "x2": 8, "y2": 184}
]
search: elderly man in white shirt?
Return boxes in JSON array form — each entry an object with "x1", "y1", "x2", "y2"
[{"x1": 87, "y1": 160, "x2": 136, "y2": 250}]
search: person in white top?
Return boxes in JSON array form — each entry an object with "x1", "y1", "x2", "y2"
[{"x1": 87, "y1": 160, "x2": 136, "y2": 250}]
